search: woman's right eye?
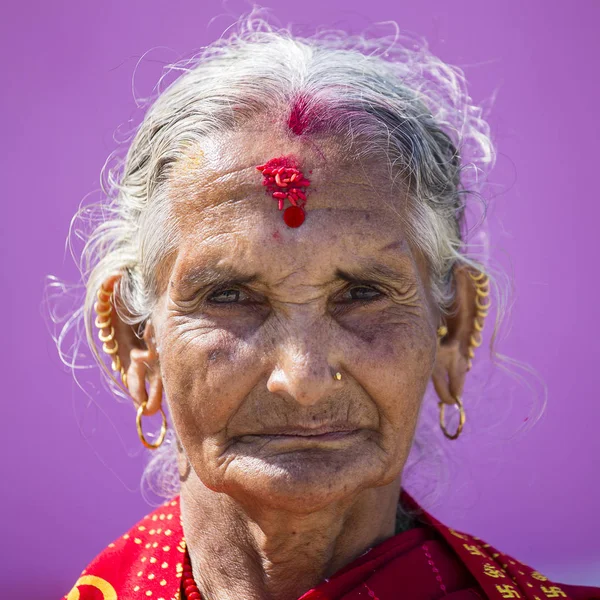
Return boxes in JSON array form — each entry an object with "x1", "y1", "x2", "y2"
[{"x1": 207, "y1": 289, "x2": 242, "y2": 304}]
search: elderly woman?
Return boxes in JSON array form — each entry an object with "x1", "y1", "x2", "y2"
[{"x1": 59, "y1": 17, "x2": 598, "y2": 600}]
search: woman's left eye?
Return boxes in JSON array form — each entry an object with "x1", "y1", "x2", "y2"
[
  {"x1": 207, "y1": 289, "x2": 245, "y2": 304},
  {"x1": 343, "y1": 286, "x2": 383, "y2": 302}
]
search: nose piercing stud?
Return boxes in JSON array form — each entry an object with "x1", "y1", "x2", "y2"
[{"x1": 334, "y1": 372, "x2": 342, "y2": 381}]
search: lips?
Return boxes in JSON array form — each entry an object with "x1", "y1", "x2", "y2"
[
  {"x1": 235, "y1": 423, "x2": 367, "y2": 448},
  {"x1": 250, "y1": 423, "x2": 361, "y2": 437}
]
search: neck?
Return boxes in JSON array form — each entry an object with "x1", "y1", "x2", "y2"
[{"x1": 180, "y1": 475, "x2": 403, "y2": 600}]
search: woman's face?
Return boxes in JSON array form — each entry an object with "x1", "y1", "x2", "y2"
[{"x1": 152, "y1": 128, "x2": 438, "y2": 513}]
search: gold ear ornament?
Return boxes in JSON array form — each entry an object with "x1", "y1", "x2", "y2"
[
  {"x1": 136, "y1": 400, "x2": 168, "y2": 450},
  {"x1": 436, "y1": 268, "x2": 491, "y2": 440},
  {"x1": 94, "y1": 281, "x2": 167, "y2": 450},
  {"x1": 466, "y1": 269, "x2": 490, "y2": 371},
  {"x1": 438, "y1": 394, "x2": 465, "y2": 440},
  {"x1": 94, "y1": 284, "x2": 128, "y2": 389}
]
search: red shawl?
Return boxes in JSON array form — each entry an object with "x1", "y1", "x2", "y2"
[{"x1": 62, "y1": 491, "x2": 599, "y2": 600}]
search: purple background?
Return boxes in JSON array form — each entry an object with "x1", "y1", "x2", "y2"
[{"x1": 2, "y1": 1, "x2": 599, "y2": 596}]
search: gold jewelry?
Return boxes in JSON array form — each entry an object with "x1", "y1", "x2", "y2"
[
  {"x1": 333, "y1": 371, "x2": 342, "y2": 381},
  {"x1": 466, "y1": 269, "x2": 490, "y2": 371},
  {"x1": 437, "y1": 325, "x2": 448, "y2": 338},
  {"x1": 94, "y1": 284, "x2": 128, "y2": 389},
  {"x1": 136, "y1": 400, "x2": 167, "y2": 450},
  {"x1": 94, "y1": 282, "x2": 168, "y2": 450},
  {"x1": 438, "y1": 395, "x2": 465, "y2": 440}
]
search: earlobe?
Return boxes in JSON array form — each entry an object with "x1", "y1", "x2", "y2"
[
  {"x1": 432, "y1": 340, "x2": 469, "y2": 405},
  {"x1": 126, "y1": 346, "x2": 163, "y2": 417},
  {"x1": 432, "y1": 264, "x2": 480, "y2": 406},
  {"x1": 126, "y1": 320, "x2": 163, "y2": 417}
]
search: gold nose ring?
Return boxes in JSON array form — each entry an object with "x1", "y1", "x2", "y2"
[{"x1": 333, "y1": 371, "x2": 342, "y2": 381}]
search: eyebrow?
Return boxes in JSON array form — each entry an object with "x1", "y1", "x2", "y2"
[
  {"x1": 173, "y1": 259, "x2": 412, "y2": 293},
  {"x1": 173, "y1": 265, "x2": 259, "y2": 291},
  {"x1": 334, "y1": 262, "x2": 413, "y2": 286}
]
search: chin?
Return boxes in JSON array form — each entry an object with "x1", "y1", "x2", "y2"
[{"x1": 218, "y1": 447, "x2": 387, "y2": 513}]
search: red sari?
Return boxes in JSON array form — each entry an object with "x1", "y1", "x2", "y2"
[{"x1": 62, "y1": 491, "x2": 599, "y2": 600}]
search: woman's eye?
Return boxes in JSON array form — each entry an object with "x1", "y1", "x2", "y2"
[
  {"x1": 345, "y1": 286, "x2": 382, "y2": 301},
  {"x1": 208, "y1": 289, "x2": 243, "y2": 304}
]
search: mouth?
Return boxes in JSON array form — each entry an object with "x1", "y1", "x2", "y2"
[
  {"x1": 260, "y1": 424, "x2": 360, "y2": 436},
  {"x1": 237, "y1": 424, "x2": 366, "y2": 446}
]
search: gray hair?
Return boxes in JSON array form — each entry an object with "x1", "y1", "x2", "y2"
[{"x1": 44, "y1": 10, "x2": 537, "y2": 510}]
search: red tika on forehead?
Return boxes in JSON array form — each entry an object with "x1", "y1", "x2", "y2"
[{"x1": 256, "y1": 155, "x2": 311, "y2": 228}]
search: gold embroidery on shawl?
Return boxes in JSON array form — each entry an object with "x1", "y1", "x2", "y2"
[
  {"x1": 463, "y1": 543, "x2": 487, "y2": 557},
  {"x1": 541, "y1": 586, "x2": 567, "y2": 598},
  {"x1": 496, "y1": 583, "x2": 522, "y2": 598},
  {"x1": 483, "y1": 563, "x2": 508, "y2": 578},
  {"x1": 448, "y1": 528, "x2": 469, "y2": 540}
]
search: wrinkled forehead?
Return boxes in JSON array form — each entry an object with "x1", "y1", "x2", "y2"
[
  {"x1": 167, "y1": 128, "x2": 404, "y2": 217},
  {"x1": 159, "y1": 127, "x2": 418, "y2": 287}
]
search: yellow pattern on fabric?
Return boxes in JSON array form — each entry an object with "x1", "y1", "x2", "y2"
[
  {"x1": 448, "y1": 528, "x2": 469, "y2": 540},
  {"x1": 483, "y1": 563, "x2": 508, "y2": 578},
  {"x1": 496, "y1": 584, "x2": 522, "y2": 598},
  {"x1": 66, "y1": 575, "x2": 118, "y2": 600},
  {"x1": 463, "y1": 543, "x2": 487, "y2": 557},
  {"x1": 541, "y1": 586, "x2": 567, "y2": 598}
]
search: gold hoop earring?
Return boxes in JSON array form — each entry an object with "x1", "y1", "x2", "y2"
[
  {"x1": 136, "y1": 400, "x2": 168, "y2": 450},
  {"x1": 438, "y1": 395, "x2": 465, "y2": 440},
  {"x1": 94, "y1": 283, "x2": 128, "y2": 389}
]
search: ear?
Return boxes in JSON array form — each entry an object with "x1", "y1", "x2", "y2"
[
  {"x1": 431, "y1": 264, "x2": 478, "y2": 406},
  {"x1": 99, "y1": 274, "x2": 164, "y2": 417}
]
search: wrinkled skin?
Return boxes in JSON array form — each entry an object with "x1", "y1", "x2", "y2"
[{"x1": 107, "y1": 125, "x2": 477, "y2": 600}]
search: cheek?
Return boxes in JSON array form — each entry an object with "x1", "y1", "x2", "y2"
[
  {"x1": 351, "y1": 309, "x2": 434, "y2": 371},
  {"x1": 343, "y1": 316, "x2": 435, "y2": 426},
  {"x1": 160, "y1": 326, "x2": 263, "y2": 439}
]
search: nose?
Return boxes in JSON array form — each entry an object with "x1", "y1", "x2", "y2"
[{"x1": 266, "y1": 325, "x2": 341, "y2": 406}]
